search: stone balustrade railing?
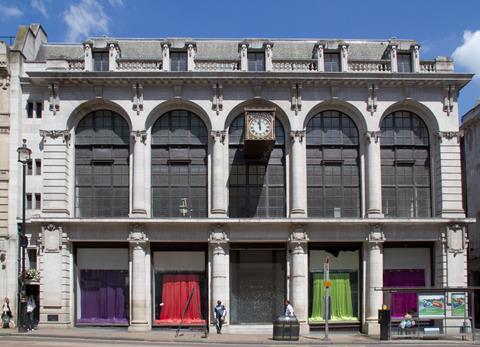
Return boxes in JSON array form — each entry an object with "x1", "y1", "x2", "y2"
[
  {"x1": 67, "y1": 59, "x2": 85, "y2": 71},
  {"x1": 420, "y1": 60, "x2": 436, "y2": 72},
  {"x1": 272, "y1": 60, "x2": 317, "y2": 72},
  {"x1": 194, "y1": 59, "x2": 241, "y2": 71},
  {"x1": 117, "y1": 59, "x2": 163, "y2": 71},
  {"x1": 349, "y1": 60, "x2": 391, "y2": 72}
]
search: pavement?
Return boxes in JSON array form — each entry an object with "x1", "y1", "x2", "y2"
[{"x1": 0, "y1": 327, "x2": 479, "y2": 345}]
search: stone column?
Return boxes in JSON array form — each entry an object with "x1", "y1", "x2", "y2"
[
  {"x1": 187, "y1": 43, "x2": 196, "y2": 71},
  {"x1": 239, "y1": 43, "x2": 248, "y2": 71},
  {"x1": 131, "y1": 131, "x2": 147, "y2": 216},
  {"x1": 389, "y1": 44, "x2": 398, "y2": 73},
  {"x1": 162, "y1": 43, "x2": 170, "y2": 71},
  {"x1": 289, "y1": 131, "x2": 307, "y2": 217},
  {"x1": 364, "y1": 225, "x2": 384, "y2": 335},
  {"x1": 315, "y1": 42, "x2": 325, "y2": 72},
  {"x1": 412, "y1": 45, "x2": 420, "y2": 73},
  {"x1": 108, "y1": 42, "x2": 119, "y2": 71},
  {"x1": 365, "y1": 131, "x2": 383, "y2": 217},
  {"x1": 264, "y1": 42, "x2": 273, "y2": 72},
  {"x1": 83, "y1": 42, "x2": 93, "y2": 71},
  {"x1": 340, "y1": 44, "x2": 349, "y2": 72},
  {"x1": 209, "y1": 226, "x2": 229, "y2": 324},
  {"x1": 128, "y1": 225, "x2": 149, "y2": 331},
  {"x1": 289, "y1": 227, "x2": 308, "y2": 332},
  {"x1": 211, "y1": 131, "x2": 227, "y2": 217}
]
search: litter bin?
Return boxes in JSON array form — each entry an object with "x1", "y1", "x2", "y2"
[
  {"x1": 273, "y1": 316, "x2": 300, "y2": 341},
  {"x1": 378, "y1": 309, "x2": 391, "y2": 341}
]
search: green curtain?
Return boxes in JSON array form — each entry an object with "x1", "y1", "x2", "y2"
[{"x1": 310, "y1": 272, "x2": 357, "y2": 321}]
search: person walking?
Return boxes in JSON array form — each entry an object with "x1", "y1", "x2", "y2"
[
  {"x1": 2, "y1": 297, "x2": 13, "y2": 328},
  {"x1": 284, "y1": 299, "x2": 295, "y2": 318},
  {"x1": 214, "y1": 300, "x2": 227, "y2": 334},
  {"x1": 26, "y1": 295, "x2": 36, "y2": 331}
]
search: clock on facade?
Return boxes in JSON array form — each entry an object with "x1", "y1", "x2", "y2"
[{"x1": 245, "y1": 110, "x2": 275, "y2": 141}]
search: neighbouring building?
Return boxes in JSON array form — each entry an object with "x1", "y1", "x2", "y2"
[
  {"x1": 460, "y1": 102, "x2": 480, "y2": 324},
  {"x1": 3, "y1": 23, "x2": 474, "y2": 335},
  {"x1": 0, "y1": 40, "x2": 12, "y2": 309}
]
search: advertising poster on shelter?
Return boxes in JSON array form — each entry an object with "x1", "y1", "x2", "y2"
[
  {"x1": 451, "y1": 293, "x2": 466, "y2": 317},
  {"x1": 418, "y1": 294, "x2": 445, "y2": 318}
]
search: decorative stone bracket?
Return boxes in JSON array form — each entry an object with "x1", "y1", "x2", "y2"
[
  {"x1": 437, "y1": 131, "x2": 460, "y2": 144},
  {"x1": 367, "y1": 224, "x2": 385, "y2": 244},
  {"x1": 290, "y1": 83, "x2": 302, "y2": 115},
  {"x1": 211, "y1": 130, "x2": 226, "y2": 144},
  {"x1": 212, "y1": 83, "x2": 223, "y2": 115},
  {"x1": 131, "y1": 130, "x2": 147, "y2": 144},
  {"x1": 48, "y1": 83, "x2": 60, "y2": 115},
  {"x1": 367, "y1": 83, "x2": 378, "y2": 115},
  {"x1": 290, "y1": 226, "x2": 309, "y2": 244},
  {"x1": 444, "y1": 223, "x2": 467, "y2": 256},
  {"x1": 443, "y1": 84, "x2": 456, "y2": 115},
  {"x1": 132, "y1": 83, "x2": 143, "y2": 115},
  {"x1": 128, "y1": 224, "x2": 147, "y2": 245},
  {"x1": 41, "y1": 223, "x2": 64, "y2": 253},
  {"x1": 364, "y1": 131, "x2": 381, "y2": 143},
  {"x1": 39, "y1": 129, "x2": 71, "y2": 145}
]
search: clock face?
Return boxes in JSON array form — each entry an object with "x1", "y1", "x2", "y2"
[{"x1": 248, "y1": 114, "x2": 272, "y2": 138}]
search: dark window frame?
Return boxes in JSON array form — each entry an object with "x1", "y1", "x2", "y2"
[
  {"x1": 170, "y1": 51, "x2": 188, "y2": 72},
  {"x1": 93, "y1": 51, "x2": 109, "y2": 72},
  {"x1": 75, "y1": 110, "x2": 130, "y2": 218},
  {"x1": 26, "y1": 193, "x2": 33, "y2": 209},
  {"x1": 35, "y1": 159, "x2": 42, "y2": 175},
  {"x1": 397, "y1": 53, "x2": 412, "y2": 73},
  {"x1": 380, "y1": 111, "x2": 431, "y2": 218},
  {"x1": 306, "y1": 110, "x2": 361, "y2": 218},
  {"x1": 247, "y1": 51, "x2": 266, "y2": 72},
  {"x1": 228, "y1": 114, "x2": 286, "y2": 218},
  {"x1": 324, "y1": 52, "x2": 341, "y2": 72},
  {"x1": 151, "y1": 110, "x2": 208, "y2": 218},
  {"x1": 34, "y1": 193, "x2": 41, "y2": 210}
]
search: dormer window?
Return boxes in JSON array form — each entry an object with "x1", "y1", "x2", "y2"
[
  {"x1": 170, "y1": 51, "x2": 187, "y2": 71},
  {"x1": 324, "y1": 53, "x2": 340, "y2": 72},
  {"x1": 397, "y1": 53, "x2": 412, "y2": 72},
  {"x1": 93, "y1": 51, "x2": 109, "y2": 71},
  {"x1": 248, "y1": 52, "x2": 265, "y2": 71}
]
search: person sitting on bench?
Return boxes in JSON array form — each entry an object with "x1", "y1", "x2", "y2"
[{"x1": 399, "y1": 308, "x2": 416, "y2": 331}]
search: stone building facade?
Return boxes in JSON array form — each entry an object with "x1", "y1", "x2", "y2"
[{"x1": 3, "y1": 23, "x2": 473, "y2": 334}]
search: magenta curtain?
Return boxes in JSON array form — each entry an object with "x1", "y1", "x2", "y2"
[
  {"x1": 383, "y1": 269, "x2": 425, "y2": 318},
  {"x1": 78, "y1": 269, "x2": 128, "y2": 324}
]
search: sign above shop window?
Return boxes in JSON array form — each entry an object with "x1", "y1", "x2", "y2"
[{"x1": 244, "y1": 108, "x2": 275, "y2": 157}]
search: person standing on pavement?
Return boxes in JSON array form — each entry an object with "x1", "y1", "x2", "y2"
[
  {"x1": 284, "y1": 299, "x2": 295, "y2": 318},
  {"x1": 26, "y1": 295, "x2": 36, "y2": 331},
  {"x1": 214, "y1": 300, "x2": 227, "y2": 334},
  {"x1": 2, "y1": 297, "x2": 13, "y2": 328}
]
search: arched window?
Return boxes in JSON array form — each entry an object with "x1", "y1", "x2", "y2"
[
  {"x1": 228, "y1": 115, "x2": 286, "y2": 217},
  {"x1": 306, "y1": 110, "x2": 360, "y2": 217},
  {"x1": 151, "y1": 110, "x2": 208, "y2": 217},
  {"x1": 380, "y1": 111, "x2": 431, "y2": 217},
  {"x1": 75, "y1": 110, "x2": 130, "y2": 217}
]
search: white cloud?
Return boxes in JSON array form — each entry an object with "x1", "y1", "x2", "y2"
[
  {"x1": 452, "y1": 30, "x2": 480, "y2": 78},
  {"x1": 64, "y1": 0, "x2": 109, "y2": 42},
  {"x1": 0, "y1": 4, "x2": 23, "y2": 18},
  {"x1": 107, "y1": 0, "x2": 123, "y2": 6},
  {"x1": 31, "y1": 0, "x2": 48, "y2": 18}
]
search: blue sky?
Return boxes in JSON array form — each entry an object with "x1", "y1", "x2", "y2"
[{"x1": 0, "y1": 0, "x2": 478, "y2": 117}]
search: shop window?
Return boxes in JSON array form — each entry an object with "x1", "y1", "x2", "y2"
[
  {"x1": 75, "y1": 110, "x2": 130, "y2": 218},
  {"x1": 397, "y1": 53, "x2": 412, "y2": 72},
  {"x1": 248, "y1": 52, "x2": 265, "y2": 71},
  {"x1": 93, "y1": 51, "x2": 109, "y2": 71},
  {"x1": 35, "y1": 159, "x2": 42, "y2": 175},
  {"x1": 170, "y1": 51, "x2": 187, "y2": 71},
  {"x1": 306, "y1": 111, "x2": 360, "y2": 217},
  {"x1": 151, "y1": 110, "x2": 208, "y2": 218},
  {"x1": 309, "y1": 248, "x2": 360, "y2": 322},
  {"x1": 228, "y1": 114, "x2": 286, "y2": 218},
  {"x1": 324, "y1": 53, "x2": 340, "y2": 72},
  {"x1": 380, "y1": 111, "x2": 431, "y2": 218},
  {"x1": 76, "y1": 248, "x2": 129, "y2": 325},
  {"x1": 153, "y1": 251, "x2": 207, "y2": 326}
]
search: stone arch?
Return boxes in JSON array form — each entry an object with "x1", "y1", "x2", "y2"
[
  {"x1": 145, "y1": 99, "x2": 212, "y2": 132},
  {"x1": 67, "y1": 99, "x2": 132, "y2": 131}
]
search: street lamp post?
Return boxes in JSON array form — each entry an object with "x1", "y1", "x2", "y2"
[{"x1": 17, "y1": 139, "x2": 31, "y2": 333}]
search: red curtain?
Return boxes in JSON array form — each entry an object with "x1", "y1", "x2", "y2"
[
  {"x1": 156, "y1": 274, "x2": 205, "y2": 325},
  {"x1": 384, "y1": 269, "x2": 425, "y2": 318}
]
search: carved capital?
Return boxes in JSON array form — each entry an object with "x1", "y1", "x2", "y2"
[
  {"x1": 128, "y1": 224, "x2": 147, "y2": 245},
  {"x1": 131, "y1": 130, "x2": 147, "y2": 144},
  {"x1": 437, "y1": 131, "x2": 460, "y2": 143},
  {"x1": 290, "y1": 226, "x2": 309, "y2": 244},
  {"x1": 365, "y1": 131, "x2": 381, "y2": 143},
  {"x1": 289, "y1": 130, "x2": 305, "y2": 143},
  {"x1": 211, "y1": 130, "x2": 226, "y2": 144},
  {"x1": 209, "y1": 225, "x2": 228, "y2": 244},
  {"x1": 367, "y1": 224, "x2": 385, "y2": 244},
  {"x1": 39, "y1": 129, "x2": 70, "y2": 144}
]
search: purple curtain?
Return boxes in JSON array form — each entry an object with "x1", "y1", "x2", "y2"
[
  {"x1": 78, "y1": 269, "x2": 128, "y2": 324},
  {"x1": 384, "y1": 269, "x2": 425, "y2": 318}
]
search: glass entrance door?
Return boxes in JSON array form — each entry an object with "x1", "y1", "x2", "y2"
[{"x1": 230, "y1": 249, "x2": 285, "y2": 324}]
